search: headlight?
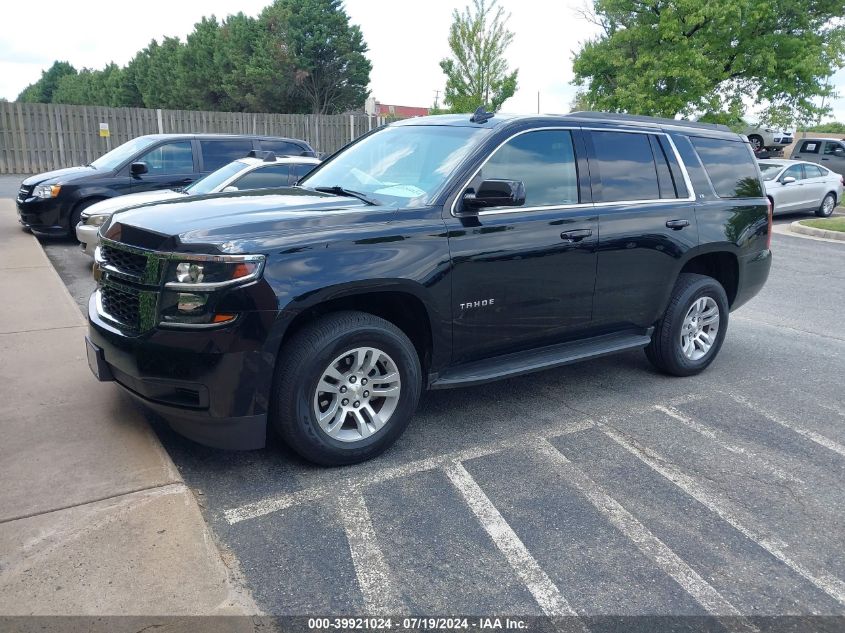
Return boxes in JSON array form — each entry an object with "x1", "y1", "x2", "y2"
[
  {"x1": 82, "y1": 213, "x2": 109, "y2": 226},
  {"x1": 164, "y1": 254, "x2": 265, "y2": 291},
  {"x1": 33, "y1": 184, "x2": 61, "y2": 199},
  {"x1": 158, "y1": 253, "x2": 265, "y2": 328}
]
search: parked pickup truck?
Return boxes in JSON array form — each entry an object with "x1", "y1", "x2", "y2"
[{"x1": 86, "y1": 111, "x2": 772, "y2": 465}]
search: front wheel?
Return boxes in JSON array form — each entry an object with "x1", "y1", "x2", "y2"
[
  {"x1": 645, "y1": 273, "x2": 729, "y2": 377},
  {"x1": 271, "y1": 311, "x2": 422, "y2": 466},
  {"x1": 816, "y1": 192, "x2": 836, "y2": 217}
]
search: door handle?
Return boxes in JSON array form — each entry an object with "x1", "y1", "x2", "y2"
[
  {"x1": 665, "y1": 219, "x2": 690, "y2": 230},
  {"x1": 560, "y1": 229, "x2": 592, "y2": 242},
  {"x1": 822, "y1": 158, "x2": 830, "y2": 161}
]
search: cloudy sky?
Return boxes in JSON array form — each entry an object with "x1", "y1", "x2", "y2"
[{"x1": 2, "y1": 0, "x2": 844, "y2": 122}]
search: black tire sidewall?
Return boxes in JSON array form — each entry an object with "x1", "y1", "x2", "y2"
[
  {"x1": 277, "y1": 319, "x2": 421, "y2": 465},
  {"x1": 69, "y1": 198, "x2": 99, "y2": 237},
  {"x1": 664, "y1": 279, "x2": 729, "y2": 375}
]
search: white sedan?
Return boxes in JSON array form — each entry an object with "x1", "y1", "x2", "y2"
[
  {"x1": 759, "y1": 159, "x2": 843, "y2": 217},
  {"x1": 76, "y1": 153, "x2": 320, "y2": 257}
]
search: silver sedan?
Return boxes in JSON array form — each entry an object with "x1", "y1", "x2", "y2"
[{"x1": 759, "y1": 159, "x2": 843, "y2": 217}]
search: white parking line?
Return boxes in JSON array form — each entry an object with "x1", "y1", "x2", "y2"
[
  {"x1": 443, "y1": 461, "x2": 582, "y2": 621},
  {"x1": 726, "y1": 392, "x2": 845, "y2": 459},
  {"x1": 602, "y1": 424, "x2": 845, "y2": 606},
  {"x1": 534, "y1": 438, "x2": 758, "y2": 632},
  {"x1": 223, "y1": 419, "x2": 595, "y2": 524},
  {"x1": 655, "y1": 405, "x2": 802, "y2": 483},
  {"x1": 337, "y1": 492, "x2": 402, "y2": 615}
]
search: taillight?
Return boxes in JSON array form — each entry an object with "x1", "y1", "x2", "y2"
[{"x1": 766, "y1": 198, "x2": 773, "y2": 250}]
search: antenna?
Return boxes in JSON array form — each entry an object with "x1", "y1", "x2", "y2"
[{"x1": 470, "y1": 106, "x2": 494, "y2": 124}]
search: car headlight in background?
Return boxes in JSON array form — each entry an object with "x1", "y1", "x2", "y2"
[
  {"x1": 33, "y1": 184, "x2": 61, "y2": 199},
  {"x1": 82, "y1": 213, "x2": 109, "y2": 226}
]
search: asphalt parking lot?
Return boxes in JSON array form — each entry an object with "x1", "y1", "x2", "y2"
[{"x1": 5, "y1": 174, "x2": 845, "y2": 624}]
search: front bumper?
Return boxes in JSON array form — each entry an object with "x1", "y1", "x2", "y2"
[
  {"x1": 76, "y1": 222, "x2": 99, "y2": 257},
  {"x1": 87, "y1": 293, "x2": 278, "y2": 450},
  {"x1": 16, "y1": 196, "x2": 71, "y2": 235}
]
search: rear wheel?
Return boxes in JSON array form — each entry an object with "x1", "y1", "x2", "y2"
[
  {"x1": 816, "y1": 192, "x2": 836, "y2": 217},
  {"x1": 645, "y1": 273, "x2": 729, "y2": 377},
  {"x1": 271, "y1": 311, "x2": 422, "y2": 465}
]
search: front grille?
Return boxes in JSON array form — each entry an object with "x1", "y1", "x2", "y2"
[
  {"x1": 17, "y1": 185, "x2": 32, "y2": 201},
  {"x1": 100, "y1": 244, "x2": 148, "y2": 279},
  {"x1": 101, "y1": 284, "x2": 141, "y2": 331}
]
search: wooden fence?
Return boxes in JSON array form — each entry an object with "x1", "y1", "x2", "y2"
[{"x1": 0, "y1": 102, "x2": 387, "y2": 174}]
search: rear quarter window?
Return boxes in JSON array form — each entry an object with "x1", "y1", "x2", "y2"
[
  {"x1": 690, "y1": 136, "x2": 763, "y2": 198},
  {"x1": 798, "y1": 141, "x2": 820, "y2": 154}
]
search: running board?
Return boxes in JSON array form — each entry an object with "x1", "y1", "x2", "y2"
[{"x1": 430, "y1": 329, "x2": 654, "y2": 389}]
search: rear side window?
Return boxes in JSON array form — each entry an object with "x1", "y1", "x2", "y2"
[
  {"x1": 260, "y1": 140, "x2": 309, "y2": 157},
  {"x1": 690, "y1": 137, "x2": 763, "y2": 198},
  {"x1": 200, "y1": 140, "x2": 255, "y2": 171},
  {"x1": 798, "y1": 141, "x2": 820, "y2": 154},
  {"x1": 232, "y1": 165, "x2": 291, "y2": 190},
  {"x1": 479, "y1": 129, "x2": 578, "y2": 207},
  {"x1": 590, "y1": 131, "x2": 660, "y2": 202},
  {"x1": 823, "y1": 141, "x2": 845, "y2": 155},
  {"x1": 290, "y1": 162, "x2": 316, "y2": 183},
  {"x1": 804, "y1": 164, "x2": 824, "y2": 178}
]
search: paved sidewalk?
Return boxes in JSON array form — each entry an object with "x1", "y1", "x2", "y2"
[{"x1": 0, "y1": 200, "x2": 257, "y2": 620}]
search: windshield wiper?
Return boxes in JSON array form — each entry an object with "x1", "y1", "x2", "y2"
[{"x1": 312, "y1": 185, "x2": 379, "y2": 206}]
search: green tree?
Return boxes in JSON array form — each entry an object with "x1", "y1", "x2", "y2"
[
  {"x1": 439, "y1": 0, "x2": 518, "y2": 113},
  {"x1": 259, "y1": 0, "x2": 371, "y2": 114},
  {"x1": 17, "y1": 61, "x2": 77, "y2": 103},
  {"x1": 806, "y1": 121, "x2": 845, "y2": 133},
  {"x1": 572, "y1": 0, "x2": 845, "y2": 126},
  {"x1": 128, "y1": 37, "x2": 187, "y2": 109}
]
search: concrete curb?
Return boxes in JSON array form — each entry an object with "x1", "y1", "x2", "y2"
[
  {"x1": 0, "y1": 201, "x2": 258, "y2": 618},
  {"x1": 790, "y1": 221, "x2": 845, "y2": 242}
]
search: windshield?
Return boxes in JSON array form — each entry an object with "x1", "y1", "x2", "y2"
[
  {"x1": 89, "y1": 136, "x2": 159, "y2": 170},
  {"x1": 759, "y1": 163, "x2": 785, "y2": 181},
  {"x1": 186, "y1": 160, "x2": 250, "y2": 194},
  {"x1": 300, "y1": 125, "x2": 489, "y2": 208}
]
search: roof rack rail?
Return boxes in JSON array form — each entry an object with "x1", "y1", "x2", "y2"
[
  {"x1": 568, "y1": 111, "x2": 732, "y2": 132},
  {"x1": 246, "y1": 150, "x2": 277, "y2": 162}
]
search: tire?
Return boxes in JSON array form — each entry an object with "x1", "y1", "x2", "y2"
[
  {"x1": 271, "y1": 311, "x2": 422, "y2": 466},
  {"x1": 748, "y1": 135, "x2": 764, "y2": 152},
  {"x1": 644, "y1": 273, "x2": 729, "y2": 377},
  {"x1": 816, "y1": 192, "x2": 836, "y2": 217},
  {"x1": 68, "y1": 198, "x2": 101, "y2": 239}
]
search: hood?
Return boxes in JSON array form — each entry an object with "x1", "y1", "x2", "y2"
[
  {"x1": 84, "y1": 190, "x2": 185, "y2": 217},
  {"x1": 102, "y1": 187, "x2": 382, "y2": 252},
  {"x1": 21, "y1": 165, "x2": 101, "y2": 186}
]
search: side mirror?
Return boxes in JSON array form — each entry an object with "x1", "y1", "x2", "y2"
[
  {"x1": 462, "y1": 179, "x2": 526, "y2": 211},
  {"x1": 781, "y1": 176, "x2": 796, "y2": 185},
  {"x1": 222, "y1": 186, "x2": 239, "y2": 192},
  {"x1": 130, "y1": 162, "x2": 148, "y2": 176}
]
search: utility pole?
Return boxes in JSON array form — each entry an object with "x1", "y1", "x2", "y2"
[
  {"x1": 433, "y1": 89, "x2": 440, "y2": 111},
  {"x1": 537, "y1": 91, "x2": 540, "y2": 114}
]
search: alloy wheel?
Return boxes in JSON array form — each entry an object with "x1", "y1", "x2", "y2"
[
  {"x1": 313, "y1": 347, "x2": 401, "y2": 442},
  {"x1": 680, "y1": 296, "x2": 720, "y2": 361}
]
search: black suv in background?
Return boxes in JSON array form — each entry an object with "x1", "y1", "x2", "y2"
[
  {"x1": 16, "y1": 133, "x2": 316, "y2": 236},
  {"x1": 86, "y1": 112, "x2": 772, "y2": 466}
]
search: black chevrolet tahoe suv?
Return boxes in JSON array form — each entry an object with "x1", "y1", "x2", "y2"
[
  {"x1": 86, "y1": 112, "x2": 772, "y2": 465},
  {"x1": 16, "y1": 133, "x2": 315, "y2": 237}
]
